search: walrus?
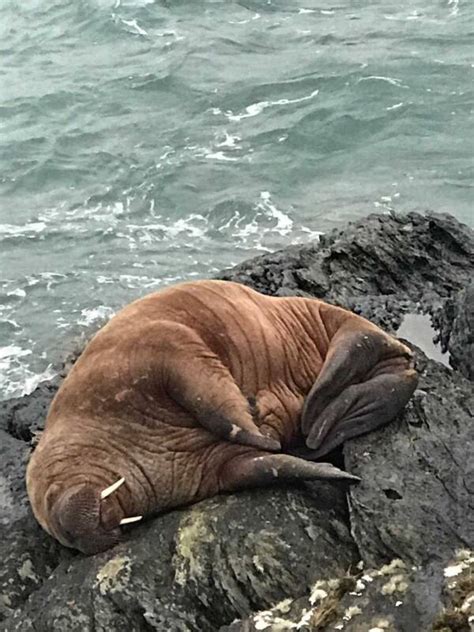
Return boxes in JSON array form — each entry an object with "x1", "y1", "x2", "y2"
[{"x1": 27, "y1": 280, "x2": 417, "y2": 555}]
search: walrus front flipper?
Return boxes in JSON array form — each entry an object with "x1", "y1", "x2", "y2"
[
  {"x1": 164, "y1": 327, "x2": 281, "y2": 452},
  {"x1": 305, "y1": 368, "x2": 418, "y2": 458},
  {"x1": 219, "y1": 453, "x2": 360, "y2": 492}
]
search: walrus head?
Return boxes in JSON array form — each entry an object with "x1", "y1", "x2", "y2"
[{"x1": 43, "y1": 477, "x2": 142, "y2": 555}]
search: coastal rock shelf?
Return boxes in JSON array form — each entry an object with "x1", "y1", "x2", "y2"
[{"x1": 1, "y1": 212, "x2": 473, "y2": 632}]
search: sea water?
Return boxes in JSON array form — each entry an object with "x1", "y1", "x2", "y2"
[{"x1": 1, "y1": 0, "x2": 473, "y2": 398}]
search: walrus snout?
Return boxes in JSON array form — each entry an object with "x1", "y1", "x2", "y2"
[{"x1": 49, "y1": 484, "x2": 122, "y2": 555}]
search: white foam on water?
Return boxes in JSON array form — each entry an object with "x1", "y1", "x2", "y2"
[
  {"x1": 229, "y1": 12, "x2": 260, "y2": 25},
  {"x1": 224, "y1": 89, "x2": 319, "y2": 122},
  {"x1": 77, "y1": 305, "x2": 116, "y2": 327},
  {"x1": 299, "y1": 225, "x2": 325, "y2": 240},
  {"x1": 118, "y1": 274, "x2": 158, "y2": 289},
  {"x1": 117, "y1": 213, "x2": 209, "y2": 252},
  {"x1": 192, "y1": 132, "x2": 245, "y2": 163},
  {"x1": 120, "y1": 18, "x2": 148, "y2": 36},
  {"x1": 257, "y1": 191, "x2": 294, "y2": 236},
  {"x1": 7, "y1": 289, "x2": 26, "y2": 299},
  {"x1": 2, "y1": 367, "x2": 55, "y2": 399},
  {"x1": 0, "y1": 186, "x2": 325, "y2": 400},
  {"x1": 384, "y1": 11, "x2": 423, "y2": 21},
  {"x1": 21, "y1": 365, "x2": 57, "y2": 395},
  {"x1": 0, "y1": 344, "x2": 57, "y2": 400},
  {"x1": 156, "y1": 30, "x2": 184, "y2": 40},
  {"x1": 204, "y1": 151, "x2": 239, "y2": 162},
  {"x1": 166, "y1": 215, "x2": 208, "y2": 238},
  {"x1": 387, "y1": 102, "x2": 404, "y2": 110},
  {"x1": 448, "y1": 0, "x2": 459, "y2": 16},
  {"x1": 298, "y1": 8, "x2": 316, "y2": 14},
  {"x1": 35, "y1": 202, "x2": 128, "y2": 240},
  {"x1": 151, "y1": 214, "x2": 208, "y2": 239},
  {"x1": 357, "y1": 76, "x2": 407, "y2": 88},
  {"x1": 111, "y1": 0, "x2": 155, "y2": 7},
  {"x1": 97, "y1": 275, "x2": 115, "y2": 285},
  {"x1": 223, "y1": 191, "x2": 323, "y2": 253},
  {"x1": 0, "y1": 222, "x2": 47, "y2": 237},
  {"x1": 216, "y1": 132, "x2": 242, "y2": 148},
  {"x1": 0, "y1": 345, "x2": 31, "y2": 360},
  {"x1": 1, "y1": 319, "x2": 21, "y2": 331}
]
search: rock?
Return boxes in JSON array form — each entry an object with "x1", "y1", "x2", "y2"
[
  {"x1": 0, "y1": 431, "x2": 30, "y2": 526},
  {"x1": 344, "y1": 350, "x2": 474, "y2": 570},
  {"x1": 220, "y1": 550, "x2": 474, "y2": 632},
  {"x1": 1, "y1": 487, "x2": 357, "y2": 632},
  {"x1": 218, "y1": 212, "x2": 474, "y2": 307},
  {"x1": 0, "y1": 377, "x2": 61, "y2": 442},
  {"x1": 0, "y1": 515, "x2": 67, "y2": 622},
  {"x1": 435, "y1": 281, "x2": 474, "y2": 381},
  {"x1": 0, "y1": 211, "x2": 473, "y2": 631}
]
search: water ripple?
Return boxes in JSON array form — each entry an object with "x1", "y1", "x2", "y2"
[{"x1": 0, "y1": 0, "x2": 473, "y2": 398}]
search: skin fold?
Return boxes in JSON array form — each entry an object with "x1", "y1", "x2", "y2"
[{"x1": 26, "y1": 280, "x2": 418, "y2": 555}]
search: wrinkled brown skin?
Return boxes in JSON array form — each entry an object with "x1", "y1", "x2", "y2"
[{"x1": 26, "y1": 280, "x2": 418, "y2": 555}]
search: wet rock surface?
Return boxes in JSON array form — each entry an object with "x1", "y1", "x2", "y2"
[
  {"x1": 1, "y1": 212, "x2": 473, "y2": 631},
  {"x1": 436, "y1": 281, "x2": 474, "y2": 381}
]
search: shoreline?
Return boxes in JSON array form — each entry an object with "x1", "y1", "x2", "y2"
[{"x1": 1, "y1": 210, "x2": 473, "y2": 631}]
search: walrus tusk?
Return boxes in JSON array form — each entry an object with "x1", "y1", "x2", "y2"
[
  {"x1": 119, "y1": 515, "x2": 143, "y2": 525},
  {"x1": 100, "y1": 477, "x2": 125, "y2": 500}
]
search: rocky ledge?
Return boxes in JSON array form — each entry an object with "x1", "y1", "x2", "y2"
[{"x1": 0, "y1": 212, "x2": 473, "y2": 632}]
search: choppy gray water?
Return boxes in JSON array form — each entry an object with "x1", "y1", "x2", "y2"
[{"x1": 1, "y1": 0, "x2": 473, "y2": 399}]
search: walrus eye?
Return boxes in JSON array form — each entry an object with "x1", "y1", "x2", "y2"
[
  {"x1": 100, "y1": 477, "x2": 125, "y2": 499},
  {"x1": 119, "y1": 515, "x2": 143, "y2": 525}
]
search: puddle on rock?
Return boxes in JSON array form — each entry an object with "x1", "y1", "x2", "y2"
[{"x1": 397, "y1": 313, "x2": 451, "y2": 368}]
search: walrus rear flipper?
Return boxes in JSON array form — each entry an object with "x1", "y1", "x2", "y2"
[
  {"x1": 164, "y1": 326, "x2": 281, "y2": 452},
  {"x1": 220, "y1": 453, "x2": 360, "y2": 493},
  {"x1": 301, "y1": 324, "x2": 417, "y2": 458}
]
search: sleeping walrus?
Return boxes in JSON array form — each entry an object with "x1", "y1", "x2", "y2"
[{"x1": 27, "y1": 280, "x2": 417, "y2": 554}]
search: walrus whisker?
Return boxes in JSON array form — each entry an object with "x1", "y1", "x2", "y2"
[
  {"x1": 100, "y1": 477, "x2": 125, "y2": 500},
  {"x1": 119, "y1": 515, "x2": 143, "y2": 525}
]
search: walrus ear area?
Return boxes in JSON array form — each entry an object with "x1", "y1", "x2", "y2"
[{"x1": 301, "y1": 325, "x2": 418, "y2": 457}]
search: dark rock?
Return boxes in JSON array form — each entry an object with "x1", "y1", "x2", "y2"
[
  {"x1": 450, "y1": 281, "x2": 474, "y2": 379},
  {"x1": 1, "y1": 211, "x2": 473, "y2": 631},
  {"x1": 218, "y1": 212, "x2": 474, "y2": 307},
  {"x1": 1, "y1": 487, "x2": 357, "y2": 632},
  {"x1": 0, "y1": 515, "x2": 68, "y2": 621},
  {"x1": 0, "y1": 430, "x2": 30, "y2": 526},
  {"x1": 220, "y1": 551, "x2": 474, "y2": 632},
  {"x1": 344, "y1": 349, "x2": 474, "y2": 569},
  {"x1": 0, "y1": 377, "x2": 61, "y2": 442}
]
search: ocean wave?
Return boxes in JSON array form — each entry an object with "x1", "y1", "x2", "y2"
[
  {"x1": 77, "y1": 306, "x2": 116, "y2": 328},
  {"x1": 216, "y1": 89, "x2": 320, "y2": 122},
  {"x1": 0, "y1": 345, "x2": 57, "y2": 401},
  {"x1": 0, "y1": 222, "x2": 47, "y2": 238},
  {"x1": 1, "y1": 0, "x2": 473, "y2": 402}
]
